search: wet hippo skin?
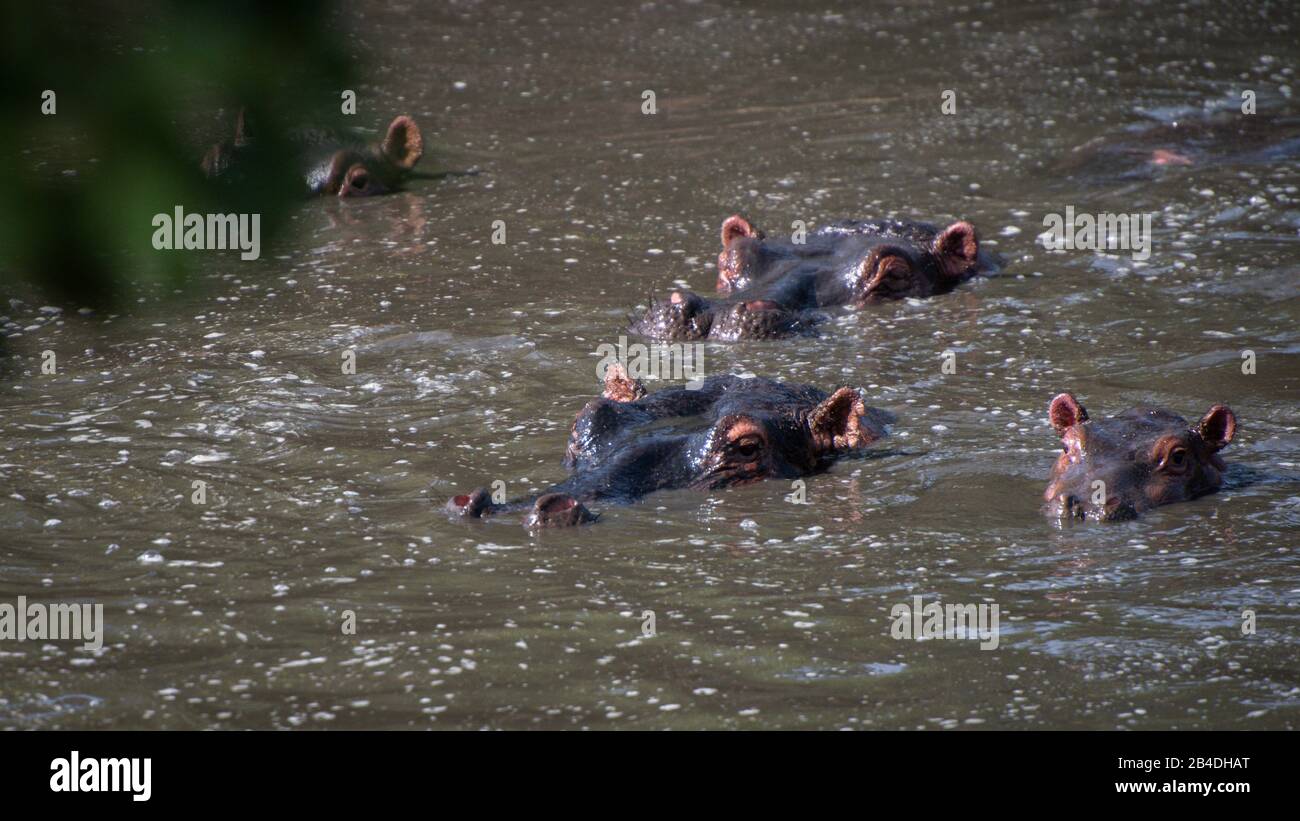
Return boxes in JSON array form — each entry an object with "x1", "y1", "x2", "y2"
[
  {"x1": 201, "y1": 110, "x2": 424, "y2": 197},
  {"x1": 629, "y1": 214, "x2": 998, "y2": 341},
  {"x1": 446, "y1": 365, "x2": 891, "y2": 529},
  {"x1": 1043, "y1": 392, "x2": 1238, "y2": 521},
  {"x1": 1058, "y1": 109, "x2": 1300, "y2": 183}
]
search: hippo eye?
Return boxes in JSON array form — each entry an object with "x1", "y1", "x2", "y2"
[
  {"x1": 878, "y1": 256, "x2": 910, "y2": 281},
  {"x1": 731, "y1": 436, "x2": 764, "y2": 458},
  {"x1": 1158, "y1": 444, "x2": 1189, "y2": 472}
]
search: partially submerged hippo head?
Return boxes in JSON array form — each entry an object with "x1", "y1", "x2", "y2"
[
  {"x1": 631, "y1": 213, "x2": 990, "y2": 342},
  {"x1": 202, "y1": 111, "x2": 424, "y2": 197},
  {"x1": 304, "y1": 115, "x2": 424, "y2": 197},
  {"x1": 446, "y1": 365, "x2": 889, "y2": 528},
  {"x1": 715, "y1": 214, "x2": 983, "y2": 300},
  {"x1": 1059, "y1": 110, "x2": 1300, "y2": 184},
  {"x1": 1043, "y1": 392, "x2": 1237, "y2": 521}
]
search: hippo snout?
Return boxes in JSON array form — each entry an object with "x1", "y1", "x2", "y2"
[
  {"x1": 1049, "y1": 488, "x2": 1140, "y2": 522},
  {"x1": 628, "y1": 291, "x2": 714, "y2": 341},
  {"x1": 446, "y1": 487, "x2": 495, "y2": 519},
  {"x1": 524, "y1": 493, "x2": 597, "y2": 529}
]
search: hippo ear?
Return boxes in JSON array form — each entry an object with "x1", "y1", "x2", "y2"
[
  {"x1": 1197, "y1": 405, "x2": 1237, "y2": 451},
  {"x1": 809, "y1": 387, "x2": 880, "y2": 451},
  {"x1": 382, "y1": 115, "x2": 423, "y2": 170},
  {"x1": 1048, "y1": 392, "x2": 1088, "y2": 437},
  {"x1": 233, "y1": 107, "x2": 250, "y2": 147},
  {"x1": 601, "y1": 362, "x2": 646, "y2": 403},
  {"x1": 933, "y1": 220, "x2": 979, "y2": 278},
  {"x1": 720, "y1": 214, "x2": 763, "y2": 248}
]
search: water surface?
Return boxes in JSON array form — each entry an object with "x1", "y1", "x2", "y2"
[{"x1": 2, "y1": 0, "x2": 1298, "y2": 729}]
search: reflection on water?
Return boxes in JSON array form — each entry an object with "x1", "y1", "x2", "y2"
[{"x1": 1, "y1": 0, "x2": 1298, "y2": 729}]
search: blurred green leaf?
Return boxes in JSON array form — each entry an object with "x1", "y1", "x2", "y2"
[{"x1": 0, "y1": 0, "x2": 357, "y2": 308}]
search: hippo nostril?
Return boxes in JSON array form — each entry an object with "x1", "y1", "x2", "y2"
[
  {"x1": 1103, "y1": 498, "x2": 1138, "y2": 521},
  {"x1": 533, "y1": 494, "x2": 575, "y2": 514},
  {"x1": 446, "y1": 487, "x2": 494, "y2": 519},
  {"x1": 1062, "y1": 495, "x2": 1088, "y2": 520},
  {"x1": 351, "y1": 172, "x2": 368, "y2": 190},
  {"x1": 525, "y1": 493, "x2": 596, "y2": 529}
]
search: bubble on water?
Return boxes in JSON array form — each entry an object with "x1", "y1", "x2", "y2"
[{"x1": 138, "y1": 550, "x2": 165, "y2": 564}]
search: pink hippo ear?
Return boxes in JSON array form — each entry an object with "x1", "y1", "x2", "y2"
[
  {"x1": 720, "y1": 214, "x2": 763, "y2": 248},
  {"x1": 601, "y1": 362, "x2": 646, "y2": 402},
  {"x1": 233, "y1": 107, "x2": 251, "y2": 147},
  {"x1": 933, "y1": 220, "x2": 979, "y2": 279},
  {"x1": 1197, "y1": 405, "x2": 1237, "y2": 451},
  {"x1": 382, "y1": 115, "x2": 423, "y2": 170},
  {"x1": 809, "y1": 387, "x2": 881, "y2": 452},
  {"x1": 1048, "y1": 392, "x2": 1089, "y2": 437}
]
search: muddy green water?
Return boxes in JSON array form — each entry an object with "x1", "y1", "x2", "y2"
[{"x1": 2, "y1": 0, "x2": 1299, "y2": 729}]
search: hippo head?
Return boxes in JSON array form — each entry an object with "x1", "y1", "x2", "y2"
[
  {"x1": 563, "y1": 378, "x2": 882, "y2": 494},
  {"x1": 628, "y1": 290, "x2": 821, "y2": 342},
  {"x1": 845, "y1": 219, "x2": 980, "y2": 303},
  {"x1": 310, "y1": 115, "x2": 423, "y2": 197},
  {"x1": 1043, "y1": 392, "x2": 1237, "y2": 521},
  {"x1": 448, "y1": 370, "x2": 887, "y2": 528},
  {"x1": 679, "y1": 387, "x2": 874, "y2": 488},
  {"x1": 716, "y1": 214, "x2": 982, "y2": 302}
]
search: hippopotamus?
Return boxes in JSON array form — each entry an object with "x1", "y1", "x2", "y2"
[
  {"x1": 201, "y1": 109, "x2": 424, "y2": 197},
  {"x1": 1059, "y1": 109, "x2": 1300, "y2": 183},
  {"x1": 629, "y1": 214, "x2": 996, "y2": 341},
  {"x1": 1043, "y1": 392, "x2": 1238, "y2": 521},
  {"x1": 446, "y1": 366, "x2": 890, "y2": 528}
]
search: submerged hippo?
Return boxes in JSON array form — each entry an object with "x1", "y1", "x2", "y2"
[
  {"x1": 446, "y1": 366, "x2": 890, "y2": 528},
  {"x1": 1059, "y1": 109, "x2": 1300, "y2": 183},
  {"x1": 1043, "y1": 392, "x2": 1238, "y2": 521},
  {"x1": 201, "y1": 110, "x2": 424, "y2": 197},
  {"x1": 629, "y1": 214, "x2": 997, "y2": 341}
]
